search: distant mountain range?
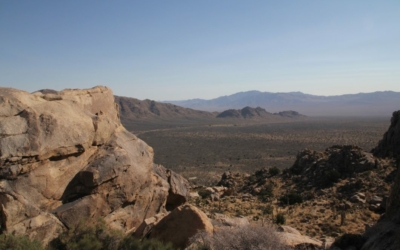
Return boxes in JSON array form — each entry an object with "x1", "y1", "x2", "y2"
[
  {"x1": 165, "y1": 91, "x2": 400, "y2": 117},
  {"x1": 114, "y1": 95, "x2": 305, "y2": 131}
]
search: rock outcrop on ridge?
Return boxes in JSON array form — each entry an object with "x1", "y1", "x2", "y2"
[
  {"x1": 216, "y1": 106, "x2": 306, "y2": 120},
  {"x1": 361, "y1": 110, "x2": 400, "y2": 250},
  {"x1": 0, "y1": 86, "x2": 189, "y2": 245},
  {"x1": 372, "y1": 110, "x2": 400, "y2": 159}
]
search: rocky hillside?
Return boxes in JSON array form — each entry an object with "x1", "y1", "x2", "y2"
[
  {"x1": 216, "y1": 106, "x2": 305, "y2": 120},
  {"x1": 0, "y1": 86, "x2": 191, "y2": 245},
  {"x1": 189, "y1": 111, "x2": 400, "y2": 250},
  {"x1": 115, "y1": 95, "x2": 216, "y2": 120},
  {"x1": 372, "y1": 110, "x2": 400, "y2": 159},
  {"x1": 115, "y1": 96, "x2": 306, "y2": 132},
  {"x1": 361, "y1": 110, "x2": 400, "y2": 250}
]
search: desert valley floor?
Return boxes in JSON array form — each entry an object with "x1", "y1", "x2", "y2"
[{"x1": 129, "y1": 117, "x2": 390, "y2": 186}]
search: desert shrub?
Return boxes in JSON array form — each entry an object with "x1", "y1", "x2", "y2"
[
  {"x1": 254, "y1": 168, "x2": 269, "y2": 180},
  {"x1": 269, "y1": 167, "x2": 281, "y2": 176},
  {"x1": 49, "y1": 218, "x2": 122, "y2": 250},
  {"x1": 248, "y1": 175, "x2": 257, "y2": 183},
  {"x1": 276, "y1": 213, "x2": 286, "y2": 225},
  {"x1": 189, "y1": 225, "x2": 291, "y2": 250},
  {"x1": 263, "y1": 204, "x2": 274, "y2": 215},
  {"x1": 258, "y1": 184, "x2": 274, "y2": 201},
  {"x1": 332, "y1": 234, "x2": 365, "y2": 249},
  {"x1": 118, "y1": 237, "x2": 176, "y2": 250},
  {"x1": 279, "y1": 192, "x2": 303, "y2": 205},
  {"x1": 324, "y1": 169, "x2": 340, "y2": 186},
  {"x1": 289, "y1": 162, "x2": 305, "y2": 175},
  {"x1": 198, "y1": 188, "x2": 213, "y2": 199},
  {"x1": 0, "y1": 235, "x2": 44, "y2": 250}
]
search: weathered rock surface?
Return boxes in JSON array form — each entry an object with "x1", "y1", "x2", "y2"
[
  {"x1": 372, "y1": 110, "x2": 400, "y2": 158},
  {"x1": 361, "y1": 110, "x2": 400, "y2": 250},
  {"x1": 277, "y1": 231, "x2": 323, "y2": 248},
  {"x1": 149, "y1": 204, "x2": 213, "y2": 249},
  {"x1": 290, "y1": 145, "x2": 380, "y2": 188},
  {"x1": 0, "y1": 86, "x2": 189, "y2": 245}
]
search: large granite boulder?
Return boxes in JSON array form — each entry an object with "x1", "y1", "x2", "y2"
[
  {"x1": 148, "y1": 204, "x2": 213, "y2": 249},
  {"x1": 0, "y1": 86, "x2": 189, "y2": 245}
]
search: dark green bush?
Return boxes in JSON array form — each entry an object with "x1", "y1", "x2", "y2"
[
  {"x1": 49, "y1": 218, "x2": 122, "y2": 250},
  {"x1": 198, "y1": 189, "x2": 212, "y2": 199},
  {"x1": 262, "y1": 205, "x2": 274, "y2": 215},
  {"x1": 279, "y1": 192, "x2": 303, "y2": 205},
  {"x1": 269, "y1": 167, "x2": 281, "y2": 176},
  {"x1": 324, "y1": 169, "x2": 340, "y2": 186},
  {"x1": 118, "y1": 237, "x2": 176, "y2": 250},
  {"x1": 258, "y1": 184, "x2": 274, "y2": 201},
  {"x1": 276, "y1": 213, "x2": 286, "y2": 225},
  {"x1": 333, "y1": 234, "x2": 365, "y2": 249},
  {"x1": 0, "y1": 234, "x2": 44, "y2": 250}
]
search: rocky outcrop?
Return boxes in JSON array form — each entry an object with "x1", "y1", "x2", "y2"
[
  {"x1": 372, "y1": 110, "x2": 400, "y2": 158},
  {"x1": 149, "y1": 204, "x2": 213, "y2": 249},
  {"x1": 290, "y1": 145, "x2": 381, "y2": 188},
  {"x1": 216, "y1": 106, "x2": 306, "y2": 120},
  {"x1": 360, "y1": 110, "x2": 400, "y2": 250},
  {"x1": 0, "y1": 86, "x2": 189, "y2": 245}
]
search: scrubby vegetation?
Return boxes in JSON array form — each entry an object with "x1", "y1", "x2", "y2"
[
  {"x1": 279, "y1": 192, "x2": 303, "y2": 205},
  {"x1": 190, "y1": 225, "x2": 291, "y2": 250},
  {"x1": 46, "y1": 218, "x2": 176, "y2": 250},
  {"x1": 0, "y1": 235, "x2": 44, "y2": 250},
  {"x1": 276, "y1": 213, "x2": 286, "y2": 225},
  {"x1": 137, "y1": 118, "x2": 388, "y2": 186}
]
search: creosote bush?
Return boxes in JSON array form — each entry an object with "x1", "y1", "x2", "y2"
[
  {"x1": 198, "y1": 188, "x2": 213, "y2": 199},
  {"x1": 324, "y1": 169, "x2": 341, "y2": 186},
  {"x1": 276, "y1": 213, "x2": 286, "y2": 225},
  {"x1": 269, "y1": 167, "x2": 281, "y2": 176},
  {"x1": 47, "y1": 218, "x2": 177, "y2": 250},
  {"x1": 258, "y1": 184, "x2": 274, "y2": 201},
  {"x1": 279, "y1": 192, "x2": 303, "y2": 205},
  {"x1": 0, "y1": 235, "x2": 44, "y2": 250},
  {"x1": 190, "y1": 225, "x2": 291, "y2": 250},
  {"x1": 118, "y1": 237, "x2": 176, "y2": 250},
  {"x1": 48, "y1": 218, "x2": 122, "y2": 250}
]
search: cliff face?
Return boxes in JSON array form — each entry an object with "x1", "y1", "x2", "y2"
[
  {"x1": 362, "y1": 110, "x2": 400, "y2": 250},
  {"x1": 0, "y1": 86, "x2": 188, "y2": 244}
]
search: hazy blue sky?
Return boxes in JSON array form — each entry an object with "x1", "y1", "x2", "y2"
[{"x1": 1, "y1": 1, "x2": 399, "y2": 100}]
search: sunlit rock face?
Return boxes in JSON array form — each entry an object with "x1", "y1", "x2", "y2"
[{"x1": 0, "y1": 86, "x2": 189, "y2": 245}]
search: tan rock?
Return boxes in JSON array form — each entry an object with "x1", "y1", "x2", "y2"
[
  {"x1": 277, "y1": 225, "x2": 302, "y2": 235},
  {"x1": 277, "y1": 232, "x2": 322, "y2": 248},
  {"x1": 149, "y1": 204, "x2": 213, "y2": 249},
  {"x1": 0, "y1": 86, "x2": 189, "y2": 245}
]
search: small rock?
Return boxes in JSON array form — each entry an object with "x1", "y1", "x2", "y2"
[
  {"x1": 369, "y1": 204, "x2": 380, "y2": 212},
  {"x1": 344, "y1": 201, "x2": 353, "y2": 209},
  {"x1": 350, "y1": 195, "x2": 366, "y2": 204},
  {"x1": 277, "y1": 226, "x2": 302, "y2": 235},
  {"x1": 369, "y1": 195, "x2": 383, "y2": 204}
]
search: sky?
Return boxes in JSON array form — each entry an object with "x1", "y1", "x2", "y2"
[{"x1": 1, "y1": 1, "x2": 400, "y2": 101}]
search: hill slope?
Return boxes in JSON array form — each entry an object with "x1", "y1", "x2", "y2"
[
  {"x1": 115, "y1": 96, "x2": 306, "y2": 132},
  {"x1": 216, "y1": 106, "x2": 305, "y2": 120},
  {"x1": 166, "y1": 91, "x2": 400, "y2": 116}
]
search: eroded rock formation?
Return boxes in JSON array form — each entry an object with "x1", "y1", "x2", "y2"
[
  {"x1": 0, "y1": 86, "x2": 189, "y2": 245},
  {"x1": 361, "y1": 110, "x2": 400, "y2": 250},
  {"x1": 372, "y1": 110, "x2": 400, "y2": 158}
]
